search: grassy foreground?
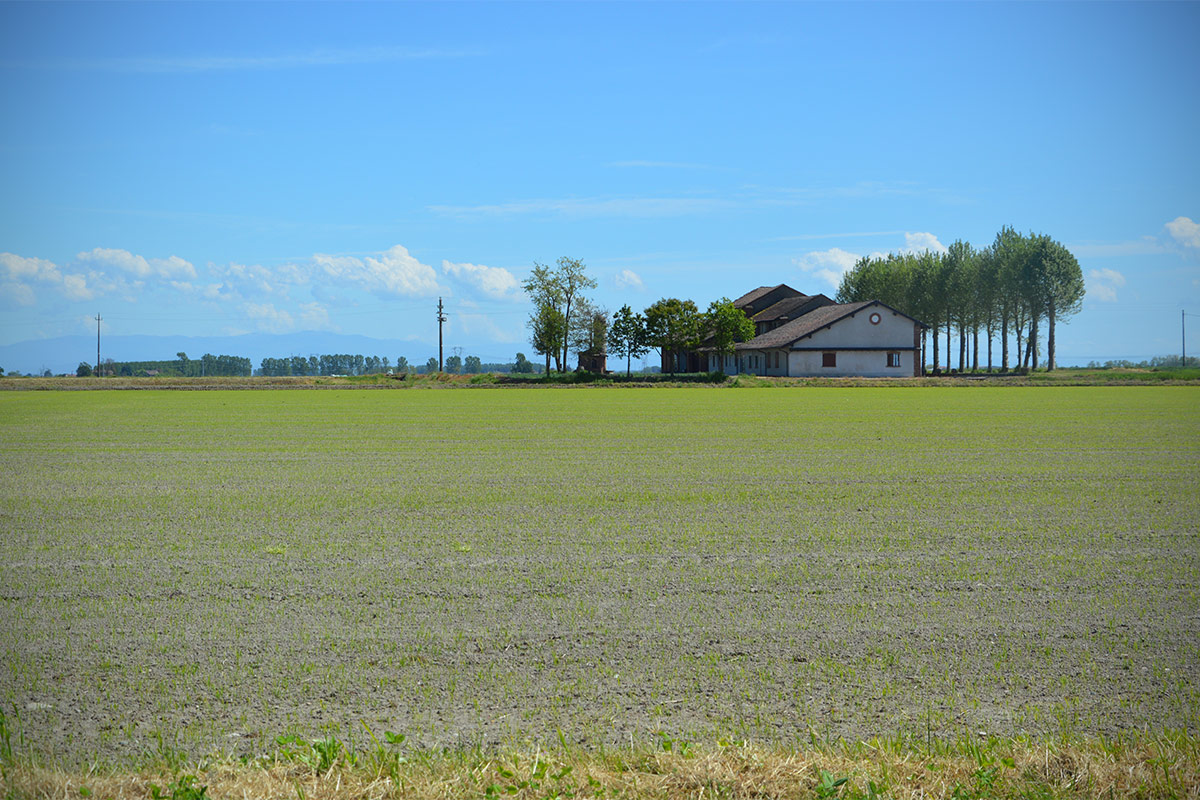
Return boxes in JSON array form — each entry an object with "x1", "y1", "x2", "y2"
[
  {"x1": 5, "y1": 732, "x2": 1200, "y2": 799},
  {"x1": 1, "y1": 387, "x2": 1198, "y2": 796}
]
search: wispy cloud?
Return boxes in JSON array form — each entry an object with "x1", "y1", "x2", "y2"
[
  {"x1": 791, "y1": 232, "x2": 947, "y2": 290},
  {"x1": 750, "y1": 182, "x2": 970, "y2": 206},
  {"x1": 30, "y1": 46, "x2": 480, "y2": 74},
  {"x1": 429, "y1": 196, "x2": 730, "y2": 219},
  {"x1": 1070, "y1": 238, "x2": 1167, "y2": 258},
  {"x1": 614, "y1": 269, "x2": 646, "y2": 291},
  {"x1": 1086, "y1": 268, "x2": 1126, "y2": 302},
  {"x1": 769, "y1": 230, "x2": 904, "y2": 242},
  {"x1": 793, "y1": 248, "x2": 860, "y2": 290}
]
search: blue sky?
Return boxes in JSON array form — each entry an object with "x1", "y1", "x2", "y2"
[{"x1": 1, "y1": 1, "x2": 1198, "y2": 366}]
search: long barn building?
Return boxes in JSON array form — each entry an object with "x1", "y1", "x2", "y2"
[{"x1": 670, "y1": 284, "x2": 928, "y2": 378}]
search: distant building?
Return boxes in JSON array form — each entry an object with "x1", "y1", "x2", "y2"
[{"x1": 674, "y1": 284, "x2": 928, "y2": 377}]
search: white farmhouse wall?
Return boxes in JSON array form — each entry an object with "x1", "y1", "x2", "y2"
[
  {"x1": 787, "y1": 348, "x2": 916, "y2": 377},
  {"x1": 799, "y1": 306, "x2": 914, "y2": 349},
  {"x1": 786, "y1": 304, "x2": 919, "y2": 377}
]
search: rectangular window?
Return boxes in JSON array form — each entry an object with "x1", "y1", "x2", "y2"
[
  {"x1": 822, "y1": 352, "x2": 836, "y2": 368},
  {"x1": 887, "y1": 352, "x2": 901, "y2": 367}
]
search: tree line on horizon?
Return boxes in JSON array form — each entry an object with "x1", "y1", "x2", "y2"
[
  {"x1": 257, "y1": 352, "x2": 539, "y2": 376},
  {"x1": 836, "y1": 227, "x2": 1086, "y2": 372}
]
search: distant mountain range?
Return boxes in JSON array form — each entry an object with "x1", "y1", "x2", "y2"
[{"x1": 0, "y1": 332, "x2": 516, "y2": 375}]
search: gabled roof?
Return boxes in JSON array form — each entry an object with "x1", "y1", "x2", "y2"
[
  {"x1": 751, "y1": 293, "x2": 833, "y2": 323},
  {"x1": 736, "y1": 300, "x2": 926, "y2": 350},
  {"x1": 732, "y1": 283, "x2": 802, "y2": 310}
]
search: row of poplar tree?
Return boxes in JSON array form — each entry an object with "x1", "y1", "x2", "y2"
[{"x1": 836, "y1": 227, "x2": 1086, "y2": 372}]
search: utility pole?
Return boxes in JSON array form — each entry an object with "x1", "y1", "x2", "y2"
[
  {"x1": 95, "y1": 313, "x2": 102, "y2": 377},
  {"x1": 437, "y1": 297, "x2": 447, "y2": 372}
]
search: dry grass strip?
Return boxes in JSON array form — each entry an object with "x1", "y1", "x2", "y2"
[{"x1": 5, "y1": 736, "x2": 1199, "y2": 800}]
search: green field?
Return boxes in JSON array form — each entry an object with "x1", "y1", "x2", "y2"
[{"x1": 1, "y1": 387, "x2": 1198, "y2": 766}]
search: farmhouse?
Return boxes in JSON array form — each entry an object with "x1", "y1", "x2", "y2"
[{"x1": 683, "y1": 284, "x2": 928, "y2": 377}]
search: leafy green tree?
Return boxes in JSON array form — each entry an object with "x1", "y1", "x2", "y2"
[
  {"x1": 395, "y1": 356, "x2": 409, "y2": 373},
  {"x1": 445, "y1": 355, "x2": 462, "y2": 373},
  {"x1": 705, "y1": 297, "x2": 754, "y2": 369},
  {"x1": 522, "y1": 256, "x2": 597, "y2": 371},
  {"x1": 944, "y1": 240, "x2": 977, "y2": 372},
  {"x1": 975, "y1": 246, "x2": 1001, "y2": 371},
  {"x1": 464, "y1": 355, "x2": 482, "y2": 374},
  {"x1": 1041, "y1": 238, "x2": 1085, "y2": 371},
  {"x1": 644, "y1": 298, "x2": 702, "y2": 374},
  {"x1": 992, "y1": 225, "x2": 1026, "y2": 371},
  {"x1": 529, "y1": 303, "x2": 567, "y2": 374},
  {"x1": 512, "y1": 352, "x2": 534, "y2": 374},
  {"x1": 76, "y1": 362, "x2": 93, "y2": 377},
  {"x1": 568, "y1": 298, "x2": 608, "y2": 368},
  {"x1": 424, "y1": 357, "x2": 438, "y2": 374},
  {"x1": 609, "y1": 304, "x2": 649, "y2": 376}
]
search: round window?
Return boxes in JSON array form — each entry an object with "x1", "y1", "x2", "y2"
[{"x1": 869, "y1": 312, "x2": 881, "y2": 325}]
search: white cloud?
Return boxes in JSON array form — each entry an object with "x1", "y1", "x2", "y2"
[
  {"x1": 1086, "y1": 268, "x2": 1126, "y2": 302},
  {"x1": 0, "y1": 253, "x2": 61, "y2": 282},
  {"x1": 315, "y1": 245, "x2": 442, "y2": 297},
  {"x1": 244, "y1": 302, "x2": 296, "y2": 333},
  {"x1": 297, "y1": 302, "x2": 334, "y2": 330},
  {"x1": 1, "y1": 252, "x2": 94, "y2": 301},
  {"x1": 76, "y1": 247, "x2": 196, "y2": 279},
  {"x1": 441, "y1": 260, "x2": 520, "y2": 299},
  {"x1": 614, "y1": 269, "x2": 645, "y2": 291},
  {"x1": 793, "y1": 247, "x2": 861, "y2": 290},
  {"x1": 1165, "y1": 216, "x2": 1200, "y2": 249},
  {"x1": 212, "y1": 261, "x2": 284, "y2": 296},
  {"x1": 62, "y1": 274, "x2": 94, "y2": 301},
  {"x1": 1088, "y1": 268, "x2": 1126, "y2": 288},
  {"x1": 902, "y1": 232, "x2": 948, "y2": 255},
  {"x1": 0, "y1": 281, "x2": 36, "y2": 307}
]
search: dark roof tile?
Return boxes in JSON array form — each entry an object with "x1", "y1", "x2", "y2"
[{"x1": 737, "y1": 301, "x2": 876, "y2": 349}]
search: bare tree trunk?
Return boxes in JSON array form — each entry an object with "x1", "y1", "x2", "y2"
[
  {"x1": 972, "y1": 326, "x2": 980, "y2": 372},
  {"x1": 1047, "y1": 303, "x2": 1057, "y2": 371},
  {"x1": 946, "y1": 324, "x2": 951, "y2": 373},
  {"x1": 1016, "y1": 323, "x2": 1024, "y2": 369},
  {"x1": 932, "y1": 320, "x2": 940, "y2": 374},
  {"x1": 1028, "y1": 317, "x2": 1038, "y2": 370},
  {"x1": 958, "y1": 324, "x2": 966, "y2": 373},
  {"x1": 986, "y1": 323, "x2": 993, "y2": 372},
  {"x1": 1001, "y1": 313, "x2": 1009, "y2": 372}
]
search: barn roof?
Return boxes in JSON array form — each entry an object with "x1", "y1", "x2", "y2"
[
  {"x1": 737, "y1": 301, "x2": 876, "y2": 349},
  {"x1": 731, "y1": 283, "x2": 802, "y2": 310},
  {"x1": 737, "y1": 300, "x2": 928, "y2": 350},
  {"x1": 751, "y1": 293, "x2": 833, "y2": 322}
]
